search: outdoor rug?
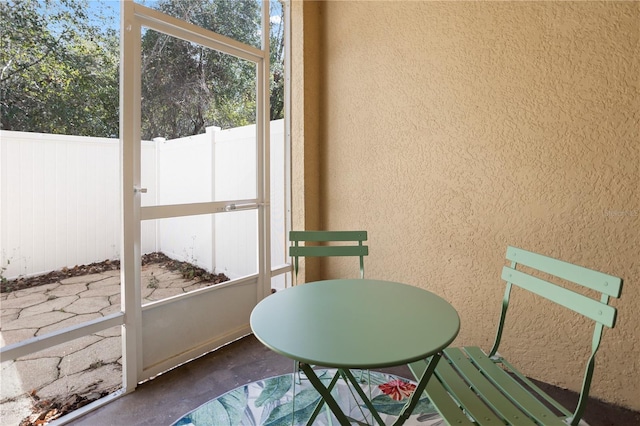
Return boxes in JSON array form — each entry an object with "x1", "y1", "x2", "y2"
[{"x1": 173, "y1": 369, "x2": 444, "y2": 426}]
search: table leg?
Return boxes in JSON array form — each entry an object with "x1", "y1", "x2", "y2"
[
  {"x1": 307, "y1": 370, "x2": 341, "y2": 425},
  {"x1": 339, "y1": 369, "x2": 386, "y2": 425},
  {"x1": 299, "y1": 363, "x2": 352, "y2": 426},
  {"x1": 393, "y1": 353, "x2": 442, "y2": 426}
]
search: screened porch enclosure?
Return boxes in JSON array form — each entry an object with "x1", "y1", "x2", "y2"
[{"x1": 0, "y1": 1, "x2": 291, "y2": 424}]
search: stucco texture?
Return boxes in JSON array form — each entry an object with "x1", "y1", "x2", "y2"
[{"x1": 292, "y1": 0, "x2": 639, "y2": 412}]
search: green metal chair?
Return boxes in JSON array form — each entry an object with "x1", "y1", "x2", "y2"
[
  {"x1": 289, "y1": 230, "x2": 368, "y2": 284},
  {"x1": 288, "y1": 230, "x2": 370, "y2": 423},
  {"x1": 409, "y1": 245, "x2": 623, "y2": 426}
]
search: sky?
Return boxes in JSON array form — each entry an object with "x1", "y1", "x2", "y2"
[{"x1": 84, "y1": 0, "x2": 282, "y2": 32}]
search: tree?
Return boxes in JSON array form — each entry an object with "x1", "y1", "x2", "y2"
[
  {"x1": 269, "y1": 0, "x2": 285, "y2": 122},
  {"x1": 140, "y1": 0, "x2": 264, "y2": 139},
  {"x1": 0, "y1": 0, "x2": 119, "y2": 137}
]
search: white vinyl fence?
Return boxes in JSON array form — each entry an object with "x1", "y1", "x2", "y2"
[{"x1": 0, "y1": 120, "x2": 285, "y2": 280}]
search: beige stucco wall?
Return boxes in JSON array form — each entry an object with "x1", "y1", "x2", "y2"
[{"x1": 291, "y1": 0, "x2": 639, "y2": 411}]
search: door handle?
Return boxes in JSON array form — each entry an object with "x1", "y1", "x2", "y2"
[{"x1": 224, "y1": 203, "x2": 258, "y2": 212}]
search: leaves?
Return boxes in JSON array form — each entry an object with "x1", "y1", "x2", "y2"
[
  {"x1": 255, "y1": 374, "x2": 292, "y2": 407},
  {"x1": 262, "y1": 388, "x2": 323, "y2": 426},
  {"x1": 187, "y1": 387, "x2": 247, "y2": 425},
  {"x1": 371, "y1": 393, "x2": 436, "y2": 416},
  {"x1": 1, "y1": 0, "x2": 119, "y2": 136},
  {"x1": 176, "y1": 370, "x2": 442, "y2": 426}
]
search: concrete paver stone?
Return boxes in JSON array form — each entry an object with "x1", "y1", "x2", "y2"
[
  {"x1": 59, "y1": 337, "x2": 122, "y2": 377},
  {"x1": 19, "y1": 335, "x2": 102, "y2": 361},
  {"x1": 80, "y1": 285, "x2": 121, "y2": 299},
  {"x1": 3, "y1": 311, "x2": 75, "y2": 332},
  {"x1": 1, "y1": 307, "x2": 21, "y2": 324},
  {"x1": 12, "y1": 283, "x2": 60, "y2": 297},
  {"x1": 95, "y1": 326, "x2": 121, "y2": 338},
  {"x1": 48, "y1": 283, "x2": 89, "y2": 298},
  {"x1": 64, "y1": 296, "x2": 112, "y2": 315},
  {"x1": 37, "y1": 313, "x2": 102, "y2": 336},
  {"x1": 11, "y1": 357, "x2": 61, "y2": 393},
  {"x1": 0, "y1": 395, "x2": 32, "y2": 426},
  {"x1": 20, "y1": 295, "x2": 79, "y2": 317},
  {"x1": 37, "y1": 362, "x2": 122, "y2": 401},
  {"x1": 0, "y1": 328, "x2": 39, "y2": 346},
  {"x1": 1, "y1": 293, "x2": 49, "y2": 310}
]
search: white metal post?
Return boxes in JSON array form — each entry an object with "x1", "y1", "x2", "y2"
[{"x1": 120, "y1": 0, "x2": 143, "y2": 393}]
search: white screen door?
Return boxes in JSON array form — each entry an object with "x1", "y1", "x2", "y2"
[{"x1": 121, "y1": 1, "x2": 272, "y2": 383}]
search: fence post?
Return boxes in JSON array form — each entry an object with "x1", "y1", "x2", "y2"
[
  {"x1": 206, "y1": 126, "x2": 221, "y2": 275},
  {"x1": 152, "y1": 137, "x2": 165, "y2": 254}
]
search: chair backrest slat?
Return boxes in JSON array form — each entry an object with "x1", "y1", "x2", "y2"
[
  {"x1": 501, "y1": 266, "x2": 617, "y2": 327},
  {"x1": 505, "y1": 246, "x2": 622, "y2": 297},
  {"x1": 290, "y1": 230, "x2": 368, "y2": 243},
  {"x1": 290, "y1": 245, "x2": 368, "y2": 258}
]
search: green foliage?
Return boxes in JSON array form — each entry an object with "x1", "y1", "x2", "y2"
[
  {"x1": 1, "y1": 0, "x2": 119, "y2": 136},
  {"x1": 269, "y1": 0, "x2": 285, "y2": 122}
]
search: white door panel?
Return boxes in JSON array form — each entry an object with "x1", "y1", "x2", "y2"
[
  {"x1": 122, "y1": 1, "x2": 270, "y2": 386},
  {"x1": 140, "y1": 279, "x2": 257, "y2": 380}
]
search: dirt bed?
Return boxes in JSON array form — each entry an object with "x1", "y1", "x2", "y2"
[{"x1": 1, "y1": 252, "x2": 229, "y2": 293}]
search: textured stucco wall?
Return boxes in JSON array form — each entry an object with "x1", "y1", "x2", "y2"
[{"x1": 292, "y1": 0, "x2": 639, "y2": 411}]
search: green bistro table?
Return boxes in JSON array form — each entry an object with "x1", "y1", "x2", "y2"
[{"x1": 250, "y1": 279, "x2": 461, "y2": 426}]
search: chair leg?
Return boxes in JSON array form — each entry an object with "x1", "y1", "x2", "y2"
[
  {"x1": 291, "y1": 360, "x2": 299, "y2": 426},
  {"x1": 294, "y1": 360, "x2": 302, "y2": 384}
]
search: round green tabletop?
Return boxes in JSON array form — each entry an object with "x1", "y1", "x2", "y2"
[{"x1": 250, "y1": 279, "x2": 460, "y2": 369}]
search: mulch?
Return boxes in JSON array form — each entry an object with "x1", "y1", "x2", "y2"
[
  {"x1": 20, "y1": 385, "x2": 119, "y2": 426},
  {"x1": 1, "y1": 252, "x2": 229, "y2": 294}
]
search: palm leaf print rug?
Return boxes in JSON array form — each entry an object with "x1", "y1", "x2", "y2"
[{"x1": 173, "y1": 369, "x2": 444, "y2": 425}]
